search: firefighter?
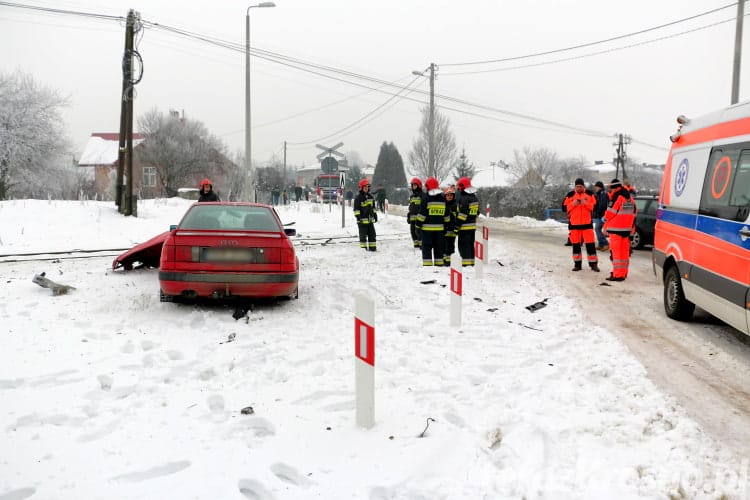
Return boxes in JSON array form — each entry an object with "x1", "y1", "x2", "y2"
[
  {"x1": 198, "y1": 179, "x2": 220, "y2": 202},
  {"x1": 563, "y1": 178, "x2": 599, "y2": 272},
  {"x1": 602, "y1": 178, "x2": 636, "y2": 281},
  {"x1": 455, "y1": 176, "x2": 479, "y2": 266},
  {"x1": 407, "y1": 178, "x2": 423, "y2": 249},
  {"x1": 353, "y1": 179, "x2": 377, "y2": 251},
  {"x1": 414, "y1": 177, "x2": 448, "y2": 267},
  {"x1": 443, "y1": 186, "x2": 458, "y2": 265}
]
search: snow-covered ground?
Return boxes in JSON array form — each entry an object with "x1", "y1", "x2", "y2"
[{"x1": 0, "y1": 198, "x2": 747, "y2": 499}]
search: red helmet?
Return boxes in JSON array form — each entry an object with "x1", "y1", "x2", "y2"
[
  {"x1": 425, "y1": 177, "x2": 439, "y2": 191},
  {"x1": 410, "y1": 177, "x2": 422, "y2": 188},
  {"x1": 456, "y1": 177, "x2": 472, "y2": 190},
  {"x1": 358, "y1": 179, "x2": 370, "y2": 189},
  {"x1": 200, "y1": 178, "x2": 212, "y2": 188}
]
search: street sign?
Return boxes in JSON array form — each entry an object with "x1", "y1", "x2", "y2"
[
  {"x1": 321, "y1": 156, "x2": 339, "y2": 173},
  {"x1": 340, "y1": 171, "x2": 346, "y2": 188}
]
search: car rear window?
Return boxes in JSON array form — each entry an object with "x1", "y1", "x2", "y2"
[{"x1": 180, "y1": 206, "x2": 280, "y2": 231}]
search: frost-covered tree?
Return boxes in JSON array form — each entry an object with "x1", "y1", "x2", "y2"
[
  {"x1": 0, "y1": 70, "x2": 71, "y2": 199},
  {"x1": 372, "y1": 141, "x2": 406, "y2": 191},
  {"x1": 137, "y1": 108, "x2": 232, "y2": 197},
  {"x1": 509, "y1": 147, "x2": 561, "y2": 188},
  {"x1": 451, "y1": 148, "x2": 476, "y2": 182},
  {"x1": 408, "y1": 106, "x2": 457, "y2": 182}
]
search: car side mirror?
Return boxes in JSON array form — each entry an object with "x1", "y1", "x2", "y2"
[
  {"x1": 284, "y1": 228, "x2": 296, "y2": 237},
  {"x1": 169, "y1": 224, "x2": 177, "y2": 231}
]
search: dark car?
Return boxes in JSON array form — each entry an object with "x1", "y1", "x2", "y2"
[
  {"x1": 631, "y1": 195, "x2": 658, "y2": 249},
  {"x1": 158, "y1": 202, "x2": 299, "y2": 302}
]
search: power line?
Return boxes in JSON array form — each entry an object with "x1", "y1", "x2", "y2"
[
  {"x1": 442, "y1": 16, "x2": 741, "y2": 76},
  {"x1": 0, "y1": 1, "x2": 670, "y2": 151},
  {"x1": 439, "y1": 2, "x2": 737, "y2": 67}
]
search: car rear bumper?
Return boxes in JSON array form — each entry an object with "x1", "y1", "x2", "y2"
[{"x1": 159, "y1": 271, "x2": 298, "y2": 298}]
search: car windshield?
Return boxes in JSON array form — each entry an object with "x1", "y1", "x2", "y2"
[{"x1": 180, "y1": 205, "x2": 280, "y2": 231}]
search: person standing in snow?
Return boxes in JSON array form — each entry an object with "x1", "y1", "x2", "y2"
[
  {"x1": 455, "y1": 176, "x2": 479, "y2": 266},
  {"x1": 407, "y1": 178, "x2": 424, "y2": 249},
  {"x1": 353, "y1": 179, "x2": 377, "y2": 251},
  {"x1": 414, "y1": 177, "x2": 448, "y2": 267},
  {"x1": 563, "y1": 178, "x2": 600, "y2": 272},
  {"x1": 443, "y1": 186, "x2": 458, "y2": 266},
  {"x1": 603, "y1": 178, "x2": 636, "y2": 281},
  {"x1": 593, "y1": 181, "x2": 609, "y2": 251},
  {"x1": 198, "y1": 179, "x2": 220, "y2": 202}
]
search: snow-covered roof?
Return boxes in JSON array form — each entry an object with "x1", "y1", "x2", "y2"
[
  {"x1": 470, "y1": 166, "x2": 512, "y2": 187},
  {"x1": 78, "y1": 133, "x2": 144, "y2": 166}
]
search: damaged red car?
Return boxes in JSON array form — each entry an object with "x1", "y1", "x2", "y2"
[{"x1": 158, "y1": 202, "x2": 299, "y2": 302}]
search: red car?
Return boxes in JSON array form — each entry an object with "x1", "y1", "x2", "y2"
[{"x1": 158, "y1": 202, "x2": 299, "y2": 302}]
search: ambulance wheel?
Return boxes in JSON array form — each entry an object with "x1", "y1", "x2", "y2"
[{"x1": 664, "y1": 266, "x2": 695, "y2": 321}]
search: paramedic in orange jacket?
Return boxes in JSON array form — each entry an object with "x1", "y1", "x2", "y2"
[
  {"x1": 602, "y1": 178, "x2": 636, "y2": 281},
  {"x1": 563, "y1": 178, "x2": 600, "y2": 272}
]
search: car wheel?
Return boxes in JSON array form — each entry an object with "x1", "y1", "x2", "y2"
[
  {"x1": 664, "y1": 265, "x2": 695, "y2": 321},
  {"x1": 631, "y1": 229, "x2": 644, "y2": 249}
]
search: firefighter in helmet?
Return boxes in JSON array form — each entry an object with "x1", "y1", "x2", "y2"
[{"x1": 353, "y1": 179, "x2": 377, "y2": 251}]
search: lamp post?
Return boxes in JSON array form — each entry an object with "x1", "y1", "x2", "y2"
[
  {"x1": 412, "y1": 63, "x2": 436, "y2": 177},
  {"x1": 246, "y1": 1, "x2": 276, "y2": 202}
]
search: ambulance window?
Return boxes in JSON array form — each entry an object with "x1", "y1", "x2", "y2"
[
  {"x1": 700, "y1": 147, "x2": 739, "y2": 218},
  {"x1": 729, "y1": 151, "x2": 750, "y2": 208}
]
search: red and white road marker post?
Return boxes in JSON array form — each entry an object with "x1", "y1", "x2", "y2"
[
  {"x1": 474, "y1": 239, "x2": 484, "y2": 279},
  {"x1": 354, "y1": 292, "x2": 375, "y2": 429},
  {"x1": 450, "y1": 257, "x2": 462, "y2": 327},
  {"x1": 482, "y1": 225, "x2": 490, "y2": 265}
]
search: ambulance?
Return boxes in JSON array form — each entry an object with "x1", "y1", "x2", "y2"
[{"x1": 653, "y1": 103, "x2": 750, "y2": 335}]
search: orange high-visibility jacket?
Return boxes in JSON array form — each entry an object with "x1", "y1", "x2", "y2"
[
  {"x1": 563, "y1": 189, "x2": 595, "y2": 229},
  {"x1": 603, "y1": 187, "x2": 636, "y2": 235}
]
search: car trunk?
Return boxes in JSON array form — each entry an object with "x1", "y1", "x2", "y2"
[{"x1": 167, "y1": 230, "x2": 290, "y2": 272}]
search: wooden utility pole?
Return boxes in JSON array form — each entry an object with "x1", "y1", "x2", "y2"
[
  {"x1": 116, "y1": 10, "x2": 135, "y2": 211},
  {"x1": 613, "y1": 133, "x2": 631, "y2": 180},
  {"x1": 428, "y1": 62, "x2": 436, "y2": 177}
]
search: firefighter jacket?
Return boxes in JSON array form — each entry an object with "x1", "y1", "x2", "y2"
[
  {"x1": 353, "y1": 190, "x2": 377, "y2": 224},
  {"x1": 415, "y1": 189, "x2": 449, "y2": 231},
  {"x1": 456, "y1": 190, "x2": 479, "y2": 231},
  {"x1": 407, "y1": 187, "x2": 423, "y2": 223},
  {"x1": 445, "y1": 197, "x2": 458, "y2": 237},
  {"x1": 603, "y1": 187, "x2": 636, "y2": 236},
  {"x1": 563, "y1": 189, "x2": 596, "y2": 229}
]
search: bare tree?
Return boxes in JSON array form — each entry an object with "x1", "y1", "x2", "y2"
[
  {"x1": 0, "y1": 70, "x2": 71, "y2": 199},
  {"x1": 508, "y1": 147, "x2": 561, "y2": 188},
  {"x1": 137, "y1": 108, "x2": 230, "y2": 197},
  {"x1": 408, "y1": 106, "x2": 457, "y2": 182},
  {"x1": 557, "y1": 155, "x2": 590, "y2": 185}
]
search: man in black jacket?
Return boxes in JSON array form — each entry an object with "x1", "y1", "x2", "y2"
[{"x1": 593, "y1": 181, "x2": 609, "y2": 251}]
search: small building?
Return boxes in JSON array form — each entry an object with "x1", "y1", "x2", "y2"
[{"x1": 78, "y1": 133, "x2": 147, "y2": 200}]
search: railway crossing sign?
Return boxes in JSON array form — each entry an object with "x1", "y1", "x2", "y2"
[{"x1": 316, "y1": 142, "x2": 345, "y2": 161}]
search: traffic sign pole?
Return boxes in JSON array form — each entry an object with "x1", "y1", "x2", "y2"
[
  {"x1": 340, "y1": 172, "x2": 346, "y2": 228},
  {"x1": 354, "y1": 293, "x2": 375, "y2": 429}
]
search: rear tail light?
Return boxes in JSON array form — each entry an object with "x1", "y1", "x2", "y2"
[
  {"x1": 173, "y1": 246, "x2": 194, "y2": 262},
  {"x1": 280, "y1": 247, "x2": 296, "y2": 272},
  {"x1": 161, "y1": 241, "x2": 175, "y2": 265}
]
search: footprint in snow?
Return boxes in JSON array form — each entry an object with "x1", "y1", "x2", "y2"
[
  {"x1": 270, "y1": 462, "x2": 314, "y2": 487},
  {"x1": 238, "y1": 478, "x2": 273, "y2": 500}
]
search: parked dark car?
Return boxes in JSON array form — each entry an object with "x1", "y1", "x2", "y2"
[
  {"x1": 632, "y1": 195, "x2": 658, "y2": 249},
  {"x1": 158, "y1": 202, "x2": 299, "y2": 302}
]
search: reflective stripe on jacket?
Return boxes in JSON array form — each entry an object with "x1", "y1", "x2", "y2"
[
  {"x1": 354, "y1": 191, "x2": 376, "y2": 224},
  {"x1": 603, "y1": 187, "x2": 636, "y2": 234},
  {"x1": 456, "y1": 191, "x2": 479, "y2": 230},
  {"x1": 415, "y1": 191, "x2": 448, "y2": 231}
]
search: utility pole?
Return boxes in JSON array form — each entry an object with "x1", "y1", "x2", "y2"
[
  {"x1": 116, "y1": 10, "x2": 135, "y2": 211},
  {"x1": 731, "y1": 0, "x2": 745, "y2": 104},
  {"x1": 613, "y1": 133, "x2": 631, "y2": 180},
  {"x1": 283, "y1": 140, "x2": 287, "y2": 202},
  {"x1": 428, "y1": 62, "x2": 436, "y2": 177}
]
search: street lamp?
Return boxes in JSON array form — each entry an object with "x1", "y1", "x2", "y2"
[
  {"x1": 246, "y1": 1, "x2": 276, "y2": 202},
  {"x1": 412, "y1": 64, "x2": 436, "y2": 176}
]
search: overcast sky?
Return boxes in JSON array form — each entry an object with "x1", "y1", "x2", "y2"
[{"x1": 1, "y1": 0, "x2": 746, "y2": 174}]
